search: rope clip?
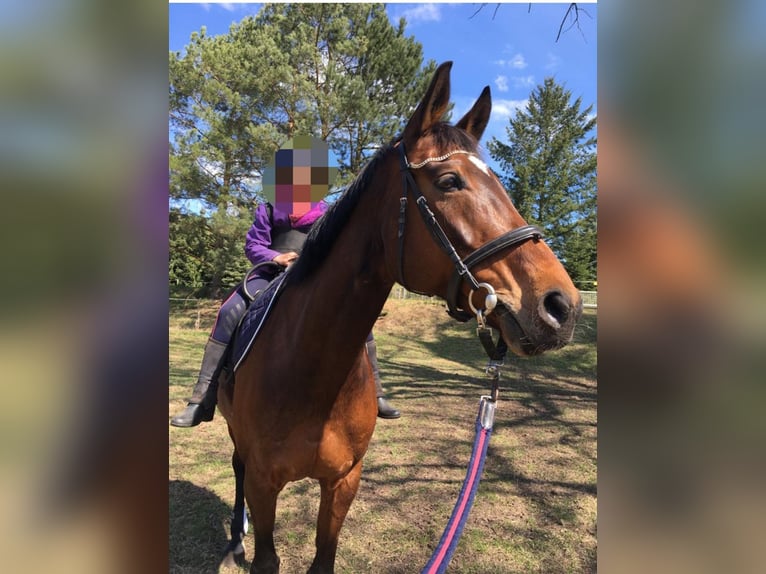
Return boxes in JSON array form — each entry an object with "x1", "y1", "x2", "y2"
[
  {"x1": 478, "y1": 396, "x2": 496, "y2": 430},
  {"x1": 485, "y1": 359, "x2": 503, "y2": 380},
  {"x1": 485, "y1": 358, "x2": 502, "y2": 403}
]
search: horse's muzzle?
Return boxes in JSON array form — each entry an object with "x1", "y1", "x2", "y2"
[{"x1": 491, "y1": 294, "x2": 582, "y2": 357}]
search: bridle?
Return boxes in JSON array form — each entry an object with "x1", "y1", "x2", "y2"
[{"x1": 396, "y1": 142, "x2": 543, "y2": 358}]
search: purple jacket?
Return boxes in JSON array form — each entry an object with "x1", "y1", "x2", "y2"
[{"x1": 244, "y1": 202, "x2": 327, "y2": 265}]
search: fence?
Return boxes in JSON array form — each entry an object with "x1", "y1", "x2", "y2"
[
  {"x1": 580, "y1": 290, "x2": 597, "y2": 309},
  {"x1": 390, "y1": 285, "x2": 597, "y2": 309},
  {"x1": 388, "y1": 284, "x2": 442, "y2": 304},
  {"x1": 171, "y1": 288, "x2": 597, "y2": 311}
]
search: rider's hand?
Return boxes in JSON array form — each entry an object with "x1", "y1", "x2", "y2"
[{"x1": 272, "y1": 252, "x2": 299, "y2": 267}]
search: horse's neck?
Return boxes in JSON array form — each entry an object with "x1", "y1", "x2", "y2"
[{"x1": 285, "y1": 199, "x2": 394, "y2": 369}]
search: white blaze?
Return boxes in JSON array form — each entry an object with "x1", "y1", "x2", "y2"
[{"x1": 468, "y1": 154, "x2": 489, "y2": 175}]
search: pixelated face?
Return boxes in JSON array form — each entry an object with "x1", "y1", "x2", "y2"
[{"x1": 261, "y1": 136, "x2": 338, "y2": 216}]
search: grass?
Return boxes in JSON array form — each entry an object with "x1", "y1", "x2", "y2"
[{"x1": 170, "y1": 299, "x2": 596, "y2": 573}]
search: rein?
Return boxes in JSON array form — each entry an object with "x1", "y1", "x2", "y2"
[{"x1": 396, "y1": 142, "x2": 543, "y2": 360}]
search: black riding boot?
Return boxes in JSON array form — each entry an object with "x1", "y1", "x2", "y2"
[
  {"x1": 171, "y1": 338, "x2": 228, "y2": 427},
  {"x1": 366, "y1": 338, "x2": 401, "y2": 419}
]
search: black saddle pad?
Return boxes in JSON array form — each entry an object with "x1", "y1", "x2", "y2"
[{"x1": 231, "y1": 272, "x2": 288, "y2": 372}]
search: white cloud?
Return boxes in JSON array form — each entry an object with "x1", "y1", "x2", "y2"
[
  {"x1": 482, "y1": 99, "x2": 529, "y2": 150},
  {"x1": 494, "y1": 75, "x2": 509, "y2": 92},
  {"x1": 546, "y1": 52, "x2": 562, "y2": 71},
  {"x1": 201, "y1": 3, "x2": 249, "y2": 13},
  {"x1": 201, "y1": 3, "x2": 256, "y2": 14},
  {"x1": 401, "y1": 4, "x2": 441, "y2": 23},
  {"x1": 513, "y1": 75, "x2": 535, "y2": 89},
  {"x1": 510, "y1": 53, "x2": 527, "y2": 69},
  {"x1": 491, "y1": 98, "x2": 528, "y2": 120},
  {"x1": 494, "y1": 53, "x2": 527, "y2": 70}
]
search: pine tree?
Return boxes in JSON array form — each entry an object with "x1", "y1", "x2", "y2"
[
  {"x1": 488, "y1": 77, "x2": 596, "y2": 287},
  {"x1": 169, "y1": 3, "x2": 434, "y2": 210},
  {"x1": 169, "y1": 3, "x2": 434, "y2": 296}
]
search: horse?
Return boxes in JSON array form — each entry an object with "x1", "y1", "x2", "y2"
[{"x1": 216, "y1": 61, "x2": 583, "y2": 574}]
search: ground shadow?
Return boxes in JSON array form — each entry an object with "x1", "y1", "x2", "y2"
[
  {"x1": 169, "y1": 480, "x2": 248, "y2": 573},
  {"x1": 352, "y1": 307, "x2": 596, "y2": 572}
]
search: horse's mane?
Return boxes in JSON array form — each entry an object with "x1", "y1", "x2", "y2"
[
  {"x1": 285, "y1": 123, "x2": 478, "y2": 285},
  {"x1": 285, "y1": 142, "x2": 396, "y2": 285}
]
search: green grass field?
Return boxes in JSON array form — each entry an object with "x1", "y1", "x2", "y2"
[{"x1": 170, "y1": 299, "x2": 596, "y2": 573}]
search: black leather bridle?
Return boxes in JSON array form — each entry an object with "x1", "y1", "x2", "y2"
[{"x1": 396, "y1": 142, "x2": 544, "y2": 335}]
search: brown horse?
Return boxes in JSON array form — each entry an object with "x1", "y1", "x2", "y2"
[{"x1": 217, "y1": 62, "x2": 582, "y2": 574}]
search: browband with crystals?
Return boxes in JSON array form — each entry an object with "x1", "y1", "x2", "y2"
[{"x1": 405, "y1": 149, "x2": 477, "y2": 170}]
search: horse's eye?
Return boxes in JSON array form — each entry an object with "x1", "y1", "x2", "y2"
[{"x1": 435, "y1": 174, "x2": 462, "y2": 191}]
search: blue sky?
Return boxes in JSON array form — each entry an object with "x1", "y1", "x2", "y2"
[{"x1": 169, "y1": 2, "x2": 597, "y2": 167}]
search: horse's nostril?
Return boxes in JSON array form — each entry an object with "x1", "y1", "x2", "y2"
[{"x1": 542, "y1": 291, "x2": 570, "y2": 328}]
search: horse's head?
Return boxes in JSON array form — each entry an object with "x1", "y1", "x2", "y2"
[{"x1": 383, "y1": 62, "x2": 582, "y2": 356}]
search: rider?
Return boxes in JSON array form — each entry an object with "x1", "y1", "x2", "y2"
[{"x1": 170, "y1": 201, "x2": 401, "y2": 427}]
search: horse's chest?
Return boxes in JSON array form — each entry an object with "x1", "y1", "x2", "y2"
[
  {"x1": 261, "y1": 419, "x2": 373, "y2": 484},
  {"x1": 313, "y1": 427, "x2": 366, "y2": 477}
]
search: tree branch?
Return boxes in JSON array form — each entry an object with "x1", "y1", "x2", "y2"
[
  {"x1": 556, "y1": 3, "x2": 592, "y2": 43},
  {"x1": 468, "y1": 3, "x2": 591, "y2": 42},
  {"x1": 469, "y1": 3, "x2": 487, "y2": 20}
]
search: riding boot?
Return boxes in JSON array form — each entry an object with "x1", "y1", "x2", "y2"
[
  {"x1": 366, "y1": 338, "x2": 401, "y2": 419},
  {"x1": 171, "y1": 338, "x2": 228, "y2": 428}
]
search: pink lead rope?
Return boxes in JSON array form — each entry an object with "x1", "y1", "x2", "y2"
[{"x1": 421, "y1": 396, "x2": 496, "y2": 574}]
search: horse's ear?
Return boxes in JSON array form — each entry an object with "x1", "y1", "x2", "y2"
[
  {"x1": 456, "y1": 86, "x2": 492, "y2": 142},
  {"x1": 403, "y1": 61, "x2": 453, "y2": 145}
]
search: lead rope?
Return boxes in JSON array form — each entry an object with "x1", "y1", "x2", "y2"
[
  {"x1": 420, "y1": 359, "x2": 502, "y2": 574},
  {"x1": 422, "y1": 266, "x2": 508, "y2": 573}
]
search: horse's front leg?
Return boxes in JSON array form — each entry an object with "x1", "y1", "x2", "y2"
[
  {"x1": 245, "y1": 474, "x2": 281, "y2": 574},
  {"x1": 308, "y1": 461, "x2": 363, "y2": 574}
]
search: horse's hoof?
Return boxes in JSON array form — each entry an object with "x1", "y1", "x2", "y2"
[
  {"x1": 249, "y1": 555, "x2": 280, "y2": 574},
  {"x1": 221, "y1": 540, "x2": 246, "y2": 568},
  {"x1": 307, "y1": 560, "x2": 334, "y2": 574}
]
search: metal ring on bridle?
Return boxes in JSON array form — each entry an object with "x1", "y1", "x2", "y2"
[{"x1": 468, "y1": 282, "x2": 498, "y2": 317}]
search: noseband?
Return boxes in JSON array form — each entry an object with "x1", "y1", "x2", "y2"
[{"x1": 396, "y1": 143, "x2": 543, "y2": 325}]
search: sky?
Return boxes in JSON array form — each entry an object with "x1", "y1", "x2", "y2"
[{"x1": 169, "y1": 1, "x2": 597, "y2": 170}]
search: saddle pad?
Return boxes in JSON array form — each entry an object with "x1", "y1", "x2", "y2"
[{"x1": 231, "y1": 272, "x2": 288, "y2": 372}]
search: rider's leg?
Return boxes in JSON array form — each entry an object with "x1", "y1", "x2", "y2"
[
  {"x1": 170, "y1": 287, "x2": 249, "y2": 428},
  {"x1": 366, "y1": 332, "x2": 401, "y2": 419}
]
